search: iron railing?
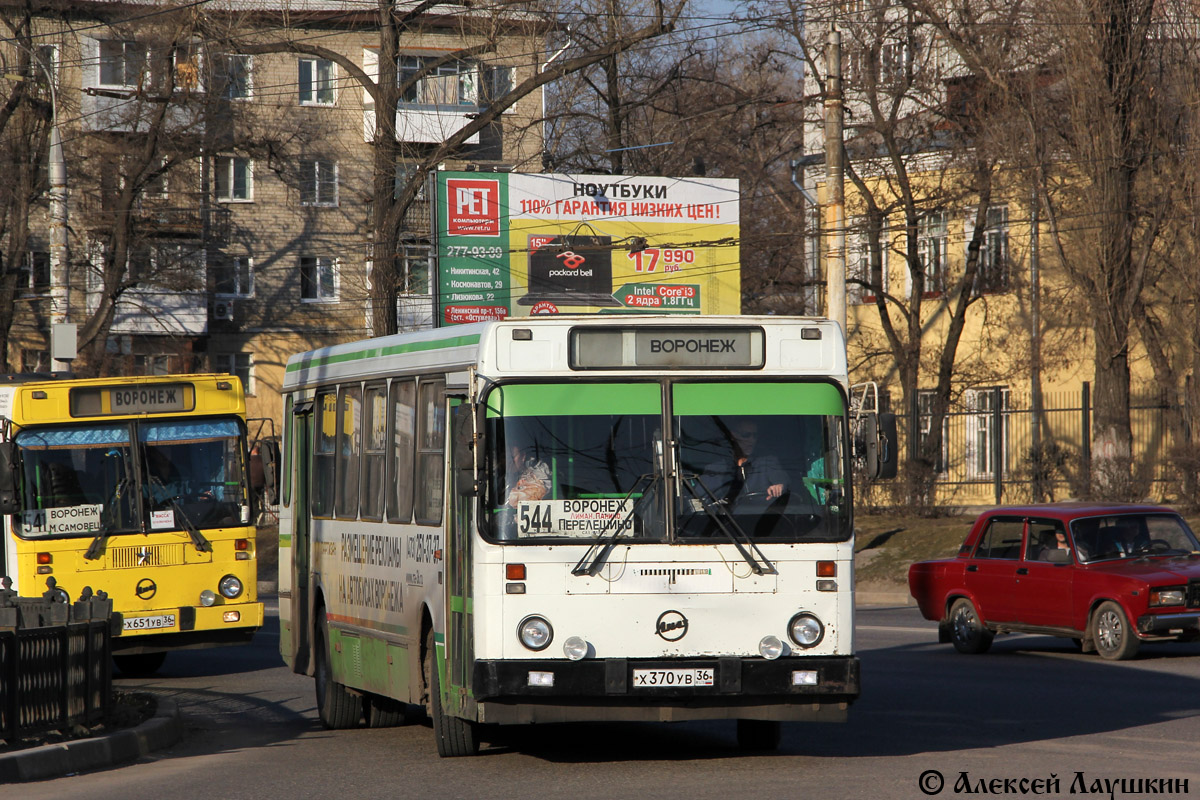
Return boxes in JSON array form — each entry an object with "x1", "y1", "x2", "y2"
[{"x1": 0, "y1": 578, "x2": 119, "y2": 743}]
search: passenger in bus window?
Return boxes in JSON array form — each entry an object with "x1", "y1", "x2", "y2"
[
  {"x1": 505, "y1": 444, "x2": 551, "y2": 506},
  {"x1": 493, "y1": 443, "x2": 551, "y2": 540},
  {"x1": 701, "y1": 419, "x2": 788, "y2": 509},
  {"x1": 145, "y1": 446, "x2": 186, "y2": 507}
]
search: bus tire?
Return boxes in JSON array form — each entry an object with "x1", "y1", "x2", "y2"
[
  {"x1": 113, "y1": 652, "x2": 167, "y2": 676},
  {"x1": 427, "y1": 630, "x2": 478, "y2": 757},
  {"x1": 365, "y1": 693, "x2": 408, "y2": 728},
  {"x1": 315, "y1": 608, "x2": 360, "y2": 729},
  {"x1": 736, "y1": 719, "x2": 782, "y2": 751}
]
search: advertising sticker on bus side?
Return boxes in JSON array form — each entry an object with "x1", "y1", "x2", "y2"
[{"x1": 517, "y1": 499, "x2": 635, "y2": 538}]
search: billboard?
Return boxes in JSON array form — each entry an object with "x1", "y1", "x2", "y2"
[{"x1": 434, "y1": 172, "x2": 740, "y2": 325}]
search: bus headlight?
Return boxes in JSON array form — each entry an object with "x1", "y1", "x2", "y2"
[
  {"x1": 758, "y1": 635, "x2": 784, "y2": 660},
  {"x1": 563, "y1": 635, "x2": 588, "y2": 661},
  {"x1": 199, "y1": 589, "x2": 217, "y2": 607},
  {"x1": 518, "y1": 615, "x2": 553, "y2": 651},
  {"x1": 219, "y1": 575, "x2": 243, "y2": 599},
  {"x1": 788, "y1": 612, "x2": 824, "y2": 648}
]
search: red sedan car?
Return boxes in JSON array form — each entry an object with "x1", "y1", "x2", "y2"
[{"x1": 908, "y1": 503, "x2": 1200, "y2": 660}]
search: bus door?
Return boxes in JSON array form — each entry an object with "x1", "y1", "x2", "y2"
[
  {"x1": 289, "y1": 399, "x2": 314, "y2": 673},
  {"x1": 445, "y1": 397, "x2": 475, "y2": 718}
]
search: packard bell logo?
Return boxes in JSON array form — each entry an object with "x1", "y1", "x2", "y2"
[{"x1": 655, "y1": 610, "x2": 689, "y2": 641}]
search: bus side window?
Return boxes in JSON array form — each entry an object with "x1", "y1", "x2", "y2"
[
  {"x1": 312, "y1": 390, "x2": 337, "y2": 518},
  {"x1": 361, "y1": 385, "x2": 387, "y2": 521},
  {"x1": 414, "y1": 379, "x2": 445, "y2": 526},
  {"x1": 387, "y1": 379, "x2": 416, "y2": 524},
  {"x1": 335, "y1": 385, "x2": 362, "y2": 520}
]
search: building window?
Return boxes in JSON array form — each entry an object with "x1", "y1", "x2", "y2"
[
  {"x1": 965, "y1": 387, "x2": 1010, "y2": 480},
  {"x1": 133, "y1": 354, "x2": 171, "y2": 376},
  {"x1": 215, "y1": 156, "x2": 252, "y2": 202},
  {"x1": 213, "y1": 255, "x2": 253, "y2": 297},
  {"x1": 171, "y1": 43, "x2": 201, "y2": 90},
  {"x1": 299, "y1": 58, "x2": 335, "y2": 105},
  {"x1": 213, "y1": 352, "x2": 254, "y2": 395},
  {"x1": 216, "y1": 54, "x2": 251, "y2": 100},
  {"x1": 399, "y1": 55, "x2": 477, "y2": 106},
  {"x1": 21, "y1": 350, "x2": 49, "y2": 373},
  {"x1": 300, "y1": 160, "x2": 338, "y2": 206},
  {"x1": 22, "y1": 251, "x2": 50, "y2": 294},
  {"x1": 394, "y1": 162, "x2": 429, "y2": 201},
  {"x1": 849, "y1": 217, "x2": 888, "y2": 305},
  {"x1": 481, "y1": 64, "x2": 514, "y2": 110},
  {"x1": 974, "y1": 205, "x2": 1010, "y2": 295},
  {"x1": 300, "y1": 256, "x2": 338, "y2": 301},
  {"x1": 917, "y1": 211, "x2": 948, "y2": 296},
  {"x1": 99, "y1": 40, "x2": 146, "y2": 87}
]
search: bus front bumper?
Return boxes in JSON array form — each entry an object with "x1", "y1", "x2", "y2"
[
  {"x1": 471, "y1": 655, "x2": 859, "y2": 725},
  {"x1": 113, "y1": 601, "x2": 264, "y2": 653}
]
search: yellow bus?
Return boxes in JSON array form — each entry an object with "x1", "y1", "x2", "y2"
[{"x1": 0, "y1": 373, "x2": 264, "y2": 674}]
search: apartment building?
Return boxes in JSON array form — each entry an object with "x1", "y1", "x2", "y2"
[{"x1": 3, "y1": 0, "x2": 545, "y2": 427}]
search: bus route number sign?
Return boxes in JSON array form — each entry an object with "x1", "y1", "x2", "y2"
[{"x1": 516, "y1": 499, "x2": 635, "y2": 538}]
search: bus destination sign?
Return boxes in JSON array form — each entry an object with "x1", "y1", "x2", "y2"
[
  {"x1": 70, "y1": 383, "x2": 195, "y2": 417},
  {"x1": 571, "y1": 327, "x2": 764, "y2": 369}
]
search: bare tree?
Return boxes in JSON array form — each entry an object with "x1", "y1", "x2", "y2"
[
  {"x1": 236, "y1": 0, "x2": 684, "y2": 337},
  {"x1": 0, "y1": 5, "x2": 53, "y2": 371}
]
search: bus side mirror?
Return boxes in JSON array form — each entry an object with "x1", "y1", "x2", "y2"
[
  {"x1": 452, "y1": 405, "x2": 479, "y2": 497},
  {"x1": 0, "y1": 442, "x2": 20, "y2": 514},
  {"x1": 863, "y1": 412, "x2": 898, "y2": 480}
]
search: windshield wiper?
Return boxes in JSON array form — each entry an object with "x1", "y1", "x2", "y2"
[
  {"x1": 571, "y1": 473, "x2": 656, "y2": 577},
  {"x1": 149, "y1": 476, "x2": 212, "y2": 554},
  {"x1": 85, "y1": 476, "x2": 131, "y2": 561},
  {"x1": 679, "y1": 474, "x2": 776, "y2": 576}
]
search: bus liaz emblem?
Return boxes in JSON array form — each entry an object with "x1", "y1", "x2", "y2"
[
  {"x1": 655, "y1": 610, "x2": 689, "y2": 641},
  {"x1": 136, "y1": 578, "x2": 157, "y2": 600}
]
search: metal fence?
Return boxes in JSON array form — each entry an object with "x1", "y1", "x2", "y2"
[
  {"x1": 0, "y1": 579, "x2": 117, "y2": 743},
  {"x1": 859, "y1": 383, "x2": 1194, "y2": 509}
]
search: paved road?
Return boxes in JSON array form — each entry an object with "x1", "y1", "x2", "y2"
[{"x1": 22, "y1": 601, "x2": 1200, "y2": 799}]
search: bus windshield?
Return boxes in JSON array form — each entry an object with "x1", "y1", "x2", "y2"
[
  {"x1": 483, "y1": 381, "x2": 849, "y2": 543},
  {"x1": 15, "y1": 418, "x2": 249, "y2": 539}
]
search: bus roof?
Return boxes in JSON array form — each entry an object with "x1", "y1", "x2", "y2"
[{"x1": 284, "y1": 316, "x2": 849, "y2": 390}]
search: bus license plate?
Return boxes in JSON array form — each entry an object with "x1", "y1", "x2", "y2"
[
  {"x1": 123, "y1": 614, "x2": 176, "y2": 631},
  {"x1": 632, "y1": 668, "x2": 714, "y2": 687}
]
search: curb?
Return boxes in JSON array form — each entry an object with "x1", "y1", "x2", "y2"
[
  {"x1": 857, "y1": 591, "x2": 915, "y2": 607},
  {"x1": 0, "y1": 698, "x2": 181, "y2": 783}
]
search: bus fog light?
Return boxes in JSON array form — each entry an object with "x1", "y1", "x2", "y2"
[
  {"x1": 759, "y1": 635, "x2": 784, "y2": 660},
  {"x1": 563, "y1": 636, "x2": 588, "y2": 661},
  {"x1": 223, "y1": 610, "x2": 241, "y2": 623},
  {"x1": 788, "y1": 613, "x2": 824, "y2": 648},
  {"x1": 527, "y1": 671, "x2": 554, "y2": 687},
  {"x1": 518, "y1": 615, "x2": 553, "y2": 651},
  {"x1": 219, "y1": 575, "x2": 243, "y2": 599},
  {"x1": 199, "y1": 589, "x2": 217, "y2": 607},
  {"x1": 792, "y1": 670, "x2": 818, "y2": 686}
]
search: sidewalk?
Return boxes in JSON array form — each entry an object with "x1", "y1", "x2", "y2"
[{"x1": 0, "y1": 699, "x2": 182, "y2": 783}]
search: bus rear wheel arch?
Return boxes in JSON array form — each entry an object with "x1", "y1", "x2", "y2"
[{"x1": 314, "y1": 606, "x2": 361, "y2": 729}]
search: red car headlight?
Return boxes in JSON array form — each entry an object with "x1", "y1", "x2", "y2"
[{"x1": 1149, "y1": 587, "x2": 1186, "y2": 607}]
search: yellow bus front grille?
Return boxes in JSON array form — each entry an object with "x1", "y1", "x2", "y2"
[{"x1": 109, "y1": 543, "x2": 187, "y2": 569}]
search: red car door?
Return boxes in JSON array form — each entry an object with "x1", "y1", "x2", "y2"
[
  {"x1": 1015, "y1": 517, "x2": 1076, "y2": 628},
  {"x1": 964, "y1": 516, "x2": 1026, "y2": 623}
]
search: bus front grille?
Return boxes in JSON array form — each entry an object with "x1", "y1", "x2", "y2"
[{"x1": 110, "y1": 544, "x2": 187, "y2": 569}]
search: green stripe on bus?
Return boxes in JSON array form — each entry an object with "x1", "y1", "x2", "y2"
[
  {"x1": 286, "y1": 334, "x2": 482, "y2": 374},
  {"x1": 672, "y1": 382, "x2": 845, "y2": 416},
  {"x1": 449, "y1": 595, "x2": 465, "y2": 614},
  {"x1": 486, "y1": 383, "x2": 660, "y2": 417}
]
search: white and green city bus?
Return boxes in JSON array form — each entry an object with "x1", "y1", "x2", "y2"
[{"x1": 277, "y1": 316, "x2": 895, "y2": 756}]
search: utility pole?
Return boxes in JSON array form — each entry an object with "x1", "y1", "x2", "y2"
[{"x1": 824, "y1": 25, "x2": 846, "y2": 335}]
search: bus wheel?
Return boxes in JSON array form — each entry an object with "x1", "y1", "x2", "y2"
[
  {"x1": 113, "y1": 652, "x2": 167, "y2": 676},
  {"x1": 315, "y1": 608, "x2": 360, "y2": 729},
  {"x1": 426, "y1": 630, "x2": 478, "y2": 757},
  {"x1": 365, "y1": 693, "x2": 408, "y2": 728},
  {"x1": 736, "y1": 719, "x2": 782, "y2": 751}
]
